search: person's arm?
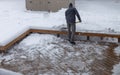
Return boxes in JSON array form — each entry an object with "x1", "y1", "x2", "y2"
[
  {"x1": 65, "y1": 10, "x2": 67, "y2": 20},
  {"x1": 74, "y1": 8, "x2": 82, "y2": 22}
]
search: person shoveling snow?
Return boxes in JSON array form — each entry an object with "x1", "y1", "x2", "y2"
[{"x1": 65, "y1": 3, "x2": 82, "y2": 45}]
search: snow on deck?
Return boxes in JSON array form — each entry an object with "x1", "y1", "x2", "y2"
[
  {"x1": 0, "y1": 68, "x2": 22, "y2": 75},
  {"x1": 0, "y1": 0, "x2": 120, "y2": 46},
  {"x1": 0, "y1": 33, "x2": 120, "y2": 75},
  {"x1": 0, "y1": 33, "x2": 109, "y2": 75}
]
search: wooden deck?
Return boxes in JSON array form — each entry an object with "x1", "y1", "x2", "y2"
[
  {"x1": 91, "y1": 43, "x2": 120, "y2": 75},
  {"x1": 0, "y1": 40, "x2": 120, "y2": 75},
  {"x1": 0, "y1": 28, "x2": 120, "y2": 75},
  {"x1": 0, "y1": 28, "x2": 120, "y2": 51},
  {"x1": 0, "y1": 30, "x2": 30, "y2": 52}
]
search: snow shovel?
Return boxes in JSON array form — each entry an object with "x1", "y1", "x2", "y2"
[{"x1": 75, "y1": 21, "x2": 80, "y2": 24}]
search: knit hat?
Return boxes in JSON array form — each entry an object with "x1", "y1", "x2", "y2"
[{"x1": 69, "y1": 3, "x2": 73, "y2": 8}]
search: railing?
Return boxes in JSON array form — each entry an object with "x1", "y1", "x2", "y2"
[{"x1": 0, "y1": 28, "x2": 120, "y2": 52}]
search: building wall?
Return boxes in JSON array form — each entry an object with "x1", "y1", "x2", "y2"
[{"x1": 26, "y1": 0, "x2": 75, "y2": 12}]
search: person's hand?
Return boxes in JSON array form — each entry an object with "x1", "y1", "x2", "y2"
[
  {"x1": 79, "y1": 20, "x2": 82, "y2": 22},
  {"x1": 76, "y1": 21, "x2": 80, "y2": 23}
]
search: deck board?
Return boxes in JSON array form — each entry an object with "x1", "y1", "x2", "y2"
[{"x1": 91, "y1": 44, "x2": 120, "y2": 75}]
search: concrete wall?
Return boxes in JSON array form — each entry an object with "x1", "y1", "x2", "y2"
[{"x1": 26, "y1": 0, "x2": 75, "y2": 12}]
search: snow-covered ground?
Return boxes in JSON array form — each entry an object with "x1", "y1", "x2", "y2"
[
  {"x1": 76, "y1": 0, "x2": 120, "y2": 32},
  {"x1": 0, "y1": 0, "x2": 120, "y2": 46},
  {"x1": 0, "y1": 0, "x2": 120, "y2": 75},
  {"x1": 0, "y1": 0, "x2": 66, "y2": 46}
]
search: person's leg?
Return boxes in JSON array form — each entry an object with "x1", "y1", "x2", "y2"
[
  {"x1": 71, "y1": 23, "x2": 76, "y2": 44},
  {"x1": 67, "y1": 24, "x2": 71, "y2": 41}
]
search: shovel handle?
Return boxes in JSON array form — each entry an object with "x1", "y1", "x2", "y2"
[{"x1": 76, "y1": 21, "x2": 80, "y2": 23}]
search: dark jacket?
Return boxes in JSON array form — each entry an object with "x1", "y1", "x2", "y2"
[{"x1": 65, "y1": 5, "x2": 81, "y2": 24}]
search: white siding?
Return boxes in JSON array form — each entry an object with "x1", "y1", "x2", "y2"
[{"x1": 26, "y1": 0, "x2": 75, "y2": 12}]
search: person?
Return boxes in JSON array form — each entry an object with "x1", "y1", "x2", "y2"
[{"x1": 65, "y1": 3, "x2": 82, "y2": 45}]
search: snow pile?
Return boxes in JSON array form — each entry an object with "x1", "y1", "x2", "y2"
[
  {"x1": 0, "y1": 68, "x2": 22, "y2": 75},
  {"x1": 114, "y1": 46, "x2": 120, "y2": 56},
  {"x1": 112, "y1": 46, "x2": 120, "y2": 75},
  {"x1": 16, "y1": 33, "x2": 64, "y2": 61},
  {"x1": 0, "y1": 34, "x2": 108, "y2": 75},
  {"x1": 112, "y1": 62, "x2": 120, "y2": 75}
]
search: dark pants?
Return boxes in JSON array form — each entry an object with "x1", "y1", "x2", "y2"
[{"x1": 67, "y1": 23, "x2": 76, "y2": 42}]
